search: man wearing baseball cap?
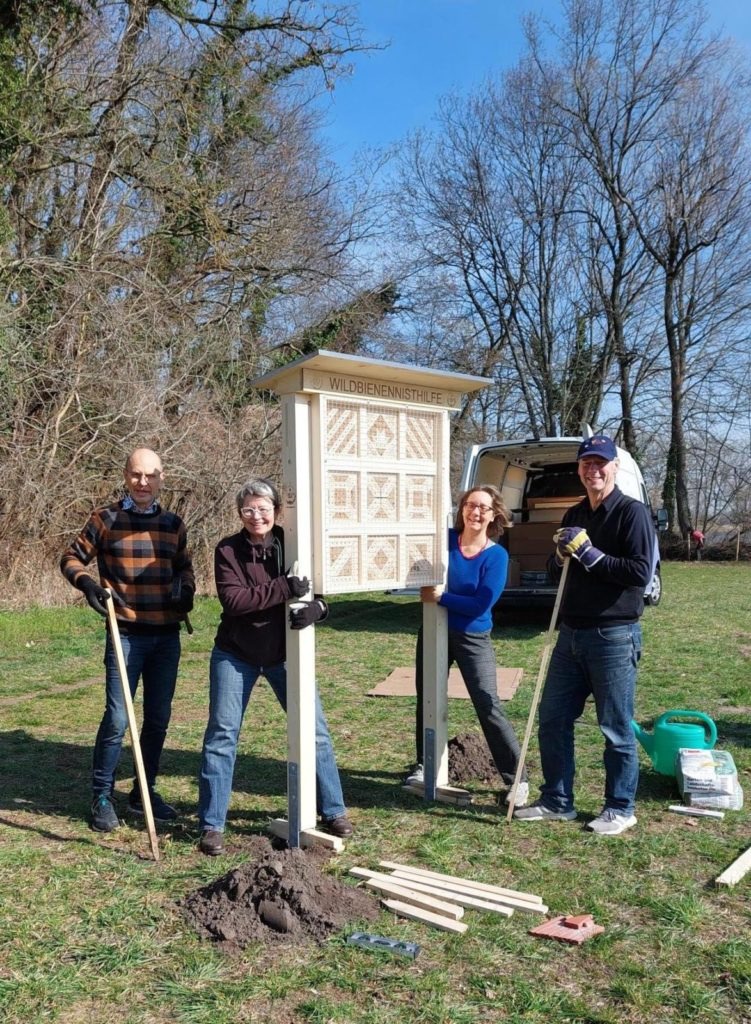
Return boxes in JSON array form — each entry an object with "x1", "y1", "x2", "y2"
[{"x1": 515, "y1": 434, "x2": 654, "y2": 835}]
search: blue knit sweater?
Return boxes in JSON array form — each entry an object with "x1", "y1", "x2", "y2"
[{"x1": 438, "y1": 529, "x2": 508, "y2": 633}]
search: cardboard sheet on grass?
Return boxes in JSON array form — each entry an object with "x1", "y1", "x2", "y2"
[{"x1": 369, "y1": 666, "x2": 523, "y2": 701}]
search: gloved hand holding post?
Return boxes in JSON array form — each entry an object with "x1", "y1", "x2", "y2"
[
  {"x1": 286, "y1": 560, "x2": 310, "y2": 598},
  {"x1": 78, "y1": 576, "x2": 125, "y2": 616},
  {"x1": 289, "y1": 598, "x2": 329, "y2": 630},
  {"x1": 554, "y1": 527, "x2": 605, "y2": 571}
]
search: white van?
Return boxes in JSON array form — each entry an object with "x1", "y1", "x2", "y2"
[{"x1": 459, "y1": 435, "x2": 667, "y2": 607}]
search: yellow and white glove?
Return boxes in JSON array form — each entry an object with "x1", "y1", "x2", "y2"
[{"x1": 554, "y1": 527, "x2": 605, "y2": 571}]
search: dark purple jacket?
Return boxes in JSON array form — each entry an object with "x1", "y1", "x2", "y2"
[{"x1": 213, "y1": 525, "x2": 294, "y2": 665}]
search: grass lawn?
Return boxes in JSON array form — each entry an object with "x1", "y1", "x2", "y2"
[{"x1": 0, "y1": 562, "x2": 749, "y2": 1023}]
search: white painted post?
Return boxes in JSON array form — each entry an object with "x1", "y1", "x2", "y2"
[
  {"x1": 422, "y1": 403, "x2": 451, "y2": 799},
  {"x1": 281, "y1": 393, "x2": 318, "y2": 846},
  {"x1": 422, "y1": 602, "x2": 449, "y2": 798}
]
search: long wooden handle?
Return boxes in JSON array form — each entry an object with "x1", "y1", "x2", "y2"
[
  {"x1": 506, "y1": 558, "x2": 570, "y2": 821},
  {"x1": 105, "y1": 591, "x2": 160, "y2": 861}
]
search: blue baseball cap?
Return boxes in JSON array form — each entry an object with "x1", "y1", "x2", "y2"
[{"x1": 577, "y1": 435, "x2": 617, "y2": 461}]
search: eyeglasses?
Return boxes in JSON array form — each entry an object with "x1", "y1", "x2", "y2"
[
  {"x1": 464, "y1": 502, "x2": 494, "y2": 515},
  {"x1": 240, "y1": 506, "x2": 275, "y2": 518}
]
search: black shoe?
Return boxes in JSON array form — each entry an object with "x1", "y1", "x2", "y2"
[
  {"x1": 199, "y1": 829, "x2": 225, "y2": 856},
  {"x1": 321, "y1": 815, "x2": 354, "y2": 838},
  {"x1": 91, "y1": 794, "x2": 120, "y2": 832},
  {"x1": 127, "y1": 788, "x2": 177, "y2": 822}
]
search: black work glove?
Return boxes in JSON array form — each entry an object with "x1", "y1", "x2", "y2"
[
  {"x1": 78, "y1": 577, "x2": 125, "y2": 617},
  {"x1": 285, "y1": 561, "x2": 310, "y2": 599},
  {"x1": 289, "y1": 598, "x2": 329, "y2": 630},
  {"x1": 170, "y1": 578, "x2": 194, "y2": 614}
]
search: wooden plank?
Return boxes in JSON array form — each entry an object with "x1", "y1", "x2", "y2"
[
  {"x1": 401, "y1": 782, "x2": 473, "y2": 806},
  {"x1": 105, "y1": 593, "x2": 159, "y2": 863},
  {"x1": 506, "y1": 557, "x2": 570, "y2": 821},
  {"x1": 378, "y1": 860, "x2": 542, "y2": 904},
  {"x1": 358, "y1": 877, "x2": 464, "y2": 920},
  {"x1": 715, "y1": 843, "x2": 751, "y2": 888},
  {"x1": 382, "y1": 898, "x2": 467, "y2": 934},
  {"x1": 268, "y1": 818, "x2": 343, "y2": 853},
  {"x1": 388, "y1": 869, "x2": 547, "y2": 915},
  {"x1": 351, "y1": 868, "x2": 514, "y2": 917}
]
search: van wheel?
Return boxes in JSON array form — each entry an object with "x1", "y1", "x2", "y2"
[{"x1": 645, "y1": 567, "x2": 662, "y2": 606}]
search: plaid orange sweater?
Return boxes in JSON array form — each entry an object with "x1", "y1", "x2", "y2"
[{"x1": 60, "y1": 501, "x2": 194, "y2": 630}]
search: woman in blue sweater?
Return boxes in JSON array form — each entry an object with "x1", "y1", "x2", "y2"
[{"x1": 407, "y1": 485, "x2": 528, "y2": 806}]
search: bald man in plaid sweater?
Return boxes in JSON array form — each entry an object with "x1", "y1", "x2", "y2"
[{"x1": 61, "y1": 448, "x2": 194, "y2": 832}]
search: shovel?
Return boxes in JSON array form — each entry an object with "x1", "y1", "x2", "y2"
[
  {"x1": 104, "y1": 591, "x2": 160, "y2": 861},
  {"x1": 506, "y1": 558, "x2": 570, "y2": 821}
]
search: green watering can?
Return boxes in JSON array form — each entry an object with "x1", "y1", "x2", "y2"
[{"x1": 631, "y1": 710, "x2": 717, "y2": 776}]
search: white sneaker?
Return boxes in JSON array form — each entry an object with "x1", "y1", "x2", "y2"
[
  {"x1": 504, "y1": 782, "x2": 529, "y2": 807},
  {"x1": 587, "y1": 808, "x2": 637, "y2": 835},
  {"x1": 404, "y1": 764, "x2": 424, "y2": 786},
  {"x1": 514, "y1": 801, "x2": 577, "y2": 821}
]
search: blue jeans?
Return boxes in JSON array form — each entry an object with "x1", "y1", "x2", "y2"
[
  {"x1": 414, "y1": 627, "x2": 526, "y2": 785},
  {"x1": 93, "y1": 629, "x2": 181, "y2": 797},
  {"x1": 197, "y1": 646, "x2": 347, "y2": 832},
  {"x1": 537, "y1": 622, "x2": 642, "y2": 814}
]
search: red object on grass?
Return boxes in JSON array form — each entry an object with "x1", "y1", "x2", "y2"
[{"x1": 528, "y1": 914, "x2": 605, "y2": 945}]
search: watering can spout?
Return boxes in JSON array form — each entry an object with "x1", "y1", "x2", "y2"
[{"x1": 631, "y1": 720, "x2": 654, "y2": 757}]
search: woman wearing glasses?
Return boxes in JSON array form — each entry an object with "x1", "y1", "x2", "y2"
[
  {"x1": 406, "y1": 485, "x2": 529, "y2": 807},
  {"x1": 196, "y1": 478, "x2": 352, "y2": 855}
]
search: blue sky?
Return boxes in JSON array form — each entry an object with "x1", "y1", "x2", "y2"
[{"x1": 318, "y1": 0, "x2": 751, "y2": 169}]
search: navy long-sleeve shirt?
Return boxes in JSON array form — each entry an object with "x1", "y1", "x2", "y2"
[{"x1": 551, "y1": 486, "x2": 654, "y2": 628}]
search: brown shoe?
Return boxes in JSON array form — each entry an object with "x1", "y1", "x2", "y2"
[
  {"x1": 322, "y1": 815, "x2": 354, "y2": 838},
  {"x1": 199, "y1": 829, "x2": 225, "y2": 856}
]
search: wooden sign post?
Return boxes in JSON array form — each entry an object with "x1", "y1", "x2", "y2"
[{"x1": 253, "y1": 351, "x2": 489, "y2": 846}]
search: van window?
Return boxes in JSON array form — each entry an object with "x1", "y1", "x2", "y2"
[{"x1": 525, "y1": 464, "x2": 583, "y2": 500}]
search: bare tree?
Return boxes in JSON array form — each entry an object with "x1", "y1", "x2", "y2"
[
  {"x1": 387, "y1": 0, "x2": 751, "y2": 536},
  {"x1": 0, "y1": 1, "x2": 371, "y2": 597},
  {"x1": 625, "y1": 67, "x2": 751, "y2": 533},
  {"x1": 392, "y1": 70, "x2": 611, "y2": 441}
]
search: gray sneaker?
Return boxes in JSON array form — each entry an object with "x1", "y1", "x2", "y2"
[
  {"x1": 91, "y1": 794, "x2": 120, "y2": 832},
  {"x1": 404, "y1": 763, "x2": 424, "y2": 786},
  {"x1": 587, "y1": 808, "x2": 637, "y2": 835},
  {"x1": 514, "y1": 801, "x2": 577, "y2": 821}
]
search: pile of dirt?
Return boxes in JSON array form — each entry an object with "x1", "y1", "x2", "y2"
[
  {"x1": 448, "y1": 732, "x2": 501, "y2": 786},
  {"x1": 181, "y1": 836, "x2": 378, "y2": 948}
]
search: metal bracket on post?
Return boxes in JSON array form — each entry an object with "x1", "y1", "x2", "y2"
[
  {"x1": 423, "y1": 728, "x2": 436, "y2": 801},
  {"x1": 287, "y1": 761, "x2": 300, "y2": 849}
]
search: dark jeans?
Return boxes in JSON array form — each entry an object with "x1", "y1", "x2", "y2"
[
  {"x1": 93, "y1": 629, "x2": 181, "y2": 797},
  {"x1": 537, "y1": 622, "x2": 642, "y2": 814},
  {"x1": 415, "y1": 627, "x2": 526, "y2": 785}
]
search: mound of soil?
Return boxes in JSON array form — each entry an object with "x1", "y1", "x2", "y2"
[
  {"x1": 181, "y1": 836, "x2": 378, "y2": 948},
  {"x1": 448, "y1": 732, "x2": 501, "y2": 785}
]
